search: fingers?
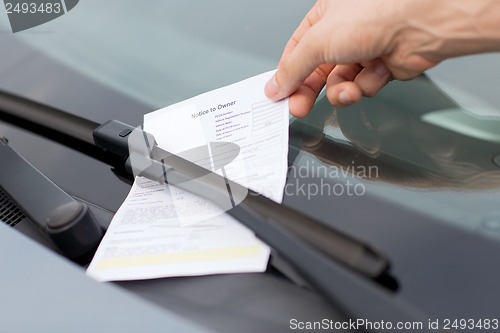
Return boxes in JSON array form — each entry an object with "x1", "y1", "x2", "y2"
[
  {"x1": 266, "y1": 3, "x2": 328, "y2": 101},
  {"x1": 279, "y1": 1, "x2": 324, "y2": 64},
  {"x1": 354, "y1": 61, "x2": 392, "y2": 97},
  {"x1": 265, "y1": 0, "x2": 394, "y2": 114},
  {"x1": 288, "y1": 64, "x2": 335, "y2": 118},
  {"x1": 326, "y1": 81, "x2": 363, "y2": 107},
  {"x1": 288, "y1": 60, "x2": 393, "y2": 116},
  {"x1": 325, "y1": 61, "x2": 391, "y2": 106}
]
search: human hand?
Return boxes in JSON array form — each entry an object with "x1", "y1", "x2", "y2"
[{"x1": 265, "y1": 0, "x2": 443, "y2": 117}]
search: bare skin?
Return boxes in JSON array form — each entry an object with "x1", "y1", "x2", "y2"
[{"x1": 265, "y1": 0, "x2": 500, "y2": 117}]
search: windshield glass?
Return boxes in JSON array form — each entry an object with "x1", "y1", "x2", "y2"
[
  {"x1": 0, "y1": 0, "x2": 312, "y2": 108},
  {"x1": 2, "y1": 0, "x2": 500, "y2": 244},
  {"x1": 290, "y1": 76, "x2": 500, "y2": 242}
]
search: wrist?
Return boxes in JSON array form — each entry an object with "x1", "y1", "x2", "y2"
[{"x1": 392, "y1": 0, "x2": 500, "y2": 61}]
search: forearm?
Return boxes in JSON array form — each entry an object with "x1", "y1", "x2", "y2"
[
  {"x1": 392, "y1": 0, "x2": 500, "y2": 61},
  {"x1": 266, "y1": 0, "x2": 500, "y2": 114}
]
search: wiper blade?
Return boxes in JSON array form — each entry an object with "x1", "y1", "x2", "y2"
[
  {"x1": 94, "y1": 120, "x2": 389, "y2": 279},
  {"x1": 95, "y1": 120, "x2": 441, "y2": 331},
  {"x1": 0, "y1": 90, "x2": 441, "y2": 332}
]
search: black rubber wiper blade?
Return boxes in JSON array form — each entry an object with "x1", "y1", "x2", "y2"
[
  {"x1": 94, "y1": 120, "x2": 389, "y2": 279},
  {"x1": 94, "y1": 120, "x2": 440, "y2": 331},
  {"x1": 0, "y1": 90, "x2": 441, "y2": 332}
]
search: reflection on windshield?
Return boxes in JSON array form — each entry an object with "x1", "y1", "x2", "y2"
[
  {"x1": 0, "y1": 0, "x2": 313, "y2": 109},
  {"x1": 291, "y1": 76, "x2": 500, "y2": 190}
]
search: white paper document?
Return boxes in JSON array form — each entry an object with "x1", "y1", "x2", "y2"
[{"x1": 87, "y1": 71, "x2": 289, "y2": 281}]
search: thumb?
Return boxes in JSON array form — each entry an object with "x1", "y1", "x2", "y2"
[{"x1": 265, "y1": 24, "x2": 328, "y2": 101}]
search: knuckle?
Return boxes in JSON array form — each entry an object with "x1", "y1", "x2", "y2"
[{"x1": 362, "y1": 87, "x2": 379, "y2": 97}]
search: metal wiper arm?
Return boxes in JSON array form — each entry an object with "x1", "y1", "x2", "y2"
[
  {"x1": 93, "y1": 120, "x2": 438, "y2": 331},
  {"x1": 94, "y1": 120, "x2": 388, "y2": 279}
]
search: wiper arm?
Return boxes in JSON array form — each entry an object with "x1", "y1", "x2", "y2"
[
  {"x1": 94, "y1": 120, "x2": 440, "y2": 331},
  {"x1": 1, "y1": 90, "x2": 389, "y2": 278},
  {"x1": 0, "y1": 90, "x2": 441, "y2": 332},
  {"x1": 94, "y1": 120, "x2": 389, "y2": 279}
]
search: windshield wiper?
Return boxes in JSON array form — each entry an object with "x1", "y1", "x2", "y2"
[
  {"x1": 0, "y1": 89, "x2": 441, "y2": 332},
  {"x1": 0, "y1": 89, "x2": 389, "y2": 279}
]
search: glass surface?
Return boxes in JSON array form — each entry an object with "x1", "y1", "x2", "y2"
[
  {"x1": 289, "y1": 76, "x2": 500, "y2": 242},
  {"x1": 0, "y1": 0, "x2": 313, "y2": 110}
]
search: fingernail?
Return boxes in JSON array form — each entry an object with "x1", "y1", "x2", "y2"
[
  {"x1": 265, "y1": 75, "x2": 280, "y2": 98},
  {"x1": 338, "y1": 91, "x2": 353, "y2": 105},
  {"x1": 375, "y1": 62, "x2": 389, "y2": 77}
]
